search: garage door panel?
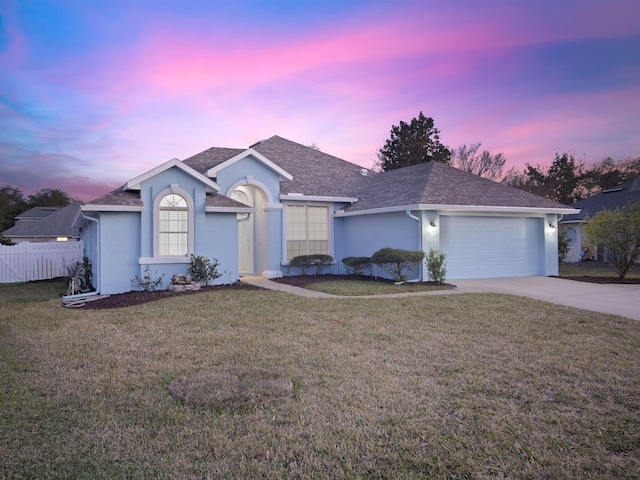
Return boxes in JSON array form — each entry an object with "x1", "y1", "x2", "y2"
[{"x1": 441, "y1": 216, "x2": 544, "y2": 279}]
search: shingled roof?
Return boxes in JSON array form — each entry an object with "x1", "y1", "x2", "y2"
[
  {"x1": 344, "y1": 160, "x2": 572, "y2": 213},
  {"x1": 84, "y1": 135, "x2": 574, "y2": 214},
  {"x1": 561, "y1": 178, "x2": 640, "y2": 222},
  {"x1": 251, "y1": 136, "x2": 377, "y2": 197},
  {"x1": 2, "y1": 203, "x2": 82, "y2": 239}
]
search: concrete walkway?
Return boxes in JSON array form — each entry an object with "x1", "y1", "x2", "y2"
[{"x1": 241, "y1": 276, "x2": 640, "y2": 320}]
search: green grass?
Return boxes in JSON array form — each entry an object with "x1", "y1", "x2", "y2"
[
  {"x1": 1, "y1": 280, "x2": 639, "y2": 479},
  {"x1": 559, "y1": 261, "x2": 640, "y2": 279},
  {"x1": 306, "y1": 279, "x2": 448, "y2": 296}
]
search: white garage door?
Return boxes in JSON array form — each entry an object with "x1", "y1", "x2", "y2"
[{"x1": 440, "y1": 216, "x2": 544, "y2": 279}]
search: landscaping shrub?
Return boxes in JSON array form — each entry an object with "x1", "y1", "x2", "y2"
[
  {"x1": 187, "y1": 254, "x2": 221, "y2": 285},
  {"x1": 289, "y1": 254, "x2": 334, "y2": 275},
  {"x1": 342, "y1": 256, "x2": 372, "y2": 276},
  {"x1": 426, "y1": 248, "x2": 447, "y2": 284},
  {"x1": 131, "y1": 266, "x2": 165, "y2": 291},
  {"x1": 371, "y1": 247, "x2": 424, "y2": 282}
]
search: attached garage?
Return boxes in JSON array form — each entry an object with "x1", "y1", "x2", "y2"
[{"x1": 440, "y1": 215, "x2": 545, "y2": 279}]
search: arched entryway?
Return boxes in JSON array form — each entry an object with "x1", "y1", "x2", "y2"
[{"x1": 230, "y1": 185, "x2": 269, "y2": 275}]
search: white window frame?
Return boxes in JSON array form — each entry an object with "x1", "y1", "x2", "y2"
[
  {"x1": 152, "y1": 185, "x2": 195, "y2": 261},
  {"x1": 282, "y1": 203, "x2": 332, "y2": 262}
]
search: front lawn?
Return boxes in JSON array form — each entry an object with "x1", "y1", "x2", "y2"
[{"x1": 1, "y1": 281, "x2": 639, "y2": 478}]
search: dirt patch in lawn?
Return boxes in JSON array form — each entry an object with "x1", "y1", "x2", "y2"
[
  {"x1": 168, "y1": 368, "x2": 293, "y2": 411},
  {"x1": 74, "y1": 282, "x2": 263, "y2": 310}
]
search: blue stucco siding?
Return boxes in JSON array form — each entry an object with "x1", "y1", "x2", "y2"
[
  {"x1": 337, "y1": 211, "x2": 421, "y2": 279},
  {"x1": 201, "y1": 212, "x2": 239, "y2": 284},
  {"x1": 98, "y1": 212, "x2": 141, "y2": 294}
]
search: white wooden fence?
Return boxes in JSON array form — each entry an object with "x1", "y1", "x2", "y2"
[{"x1": 0, "y1": 242, "x2": 83, "y2": 283}]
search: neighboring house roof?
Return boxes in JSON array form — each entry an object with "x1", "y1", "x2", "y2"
[
  {"x1": 15, "y1": 206, "x2": 60, "y2": 221},
  {"x1": 561, "y1": 178, "x2": 640, "y2": 223},
  {"x1": 342, "y1": 160, "x2": 573, "y2": 214},
  {"x1": 2, "y1": 203, "x2": 82, "y2": 239}
]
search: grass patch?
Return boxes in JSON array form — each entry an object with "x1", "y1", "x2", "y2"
[
  {"x1": 0, "y1": 278, "x2": 67, "y2": 303},
  {"x1": 1, "y1": 282, "x2": 639, "y2": 478},
  {"x1": 560, "y1": 261, "x2": 640, "y2": 279},
  {"x1": 306, "y1": 279, "x2": 449, "y2": 296}
]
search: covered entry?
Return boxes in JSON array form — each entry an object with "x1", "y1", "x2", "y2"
[
  {"x1": 440, "y1": 215, "x2": 544, "y2": 279},
  {"x1": 230, "y1": 185, "x2": 269, "y2": 275}
]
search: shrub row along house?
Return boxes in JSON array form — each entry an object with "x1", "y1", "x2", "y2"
[{"x1": 78, "y1": 136, "x2": 576, "y2": 294}]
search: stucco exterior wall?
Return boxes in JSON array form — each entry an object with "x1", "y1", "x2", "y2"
[
  {"x1": 337, "y1": 211, "x2": 421, "y2": 280},
  {"x1": 98, "y1": 212, "x2": 141, "y2": 294}
]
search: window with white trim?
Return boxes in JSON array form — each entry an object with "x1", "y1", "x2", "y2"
[
  {"x1": 285, "y1": 204, "x2": 328, "y2": 260},
  {"x1": 159, "y1": 193, "x2": 188, "y2": 256}
]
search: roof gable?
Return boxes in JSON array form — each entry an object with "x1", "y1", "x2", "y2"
[
  {"x1": 205, "y1": 148, "x2": 293, "y2": 181},
  {"x1": 126, "y1": 158, "x2": 220, "y2": 192}
]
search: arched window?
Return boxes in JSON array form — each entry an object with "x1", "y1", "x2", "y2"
[{"x1": 159, "y1": 193, "x2": 188, "y2": 256}]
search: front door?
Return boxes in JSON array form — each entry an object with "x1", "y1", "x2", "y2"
[{"x1": 231, "y1": 189, "x2": 254, "y2": 274}]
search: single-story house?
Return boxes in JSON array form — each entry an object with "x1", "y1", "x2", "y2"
[
  {"x1": 2, "y1": 204, "x2": 82, "y2": 243},
  {"x1": 560, "y1": 178, "x2": 640, "y2": 262},
  {"x1": 78, "y1": 135, "x2": 577, "y2": 294}
]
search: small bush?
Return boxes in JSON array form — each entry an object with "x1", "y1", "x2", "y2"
[
  {"x1": 289, "y1": 254, "x2": 334, "y2": 275},
  {"x1": 187, "y1": 254, "x2": 221, "y2": 285},
  {"x1": 342, "y1": 256, "x2": 372, "y2": 276},
  {"x1": 426, "y1": 248, "x2": 447, "y2": 284},
  {"x1": 131, "y1": 266, "x2": 165, "y2": 292},
  {"x1": 371, "y1": 247, "x2": 425, "y2": 282}
]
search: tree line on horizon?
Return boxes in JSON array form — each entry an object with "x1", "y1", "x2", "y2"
[{"x1": 377, "y1": 111, "x2": 640, "y2": 206}]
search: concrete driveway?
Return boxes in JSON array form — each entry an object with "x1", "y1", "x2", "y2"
[{"x1": 452, "y1": 276, "x2": 640, "y2": 320}]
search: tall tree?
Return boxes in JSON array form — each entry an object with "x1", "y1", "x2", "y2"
[
  {"x1": 451, "y1": 143, "x2": 507, "y2": 181},
  {"x1": 27, "y1": 188, "x2": 78, "y2": 209},
  {"x1": 581, "y1": 156, "x2": 640, "y2": 196},
  {"x1": 377, "y1": 112, "x2": 451, "y2": 171},
  {"x1": 0, "y1": 185, "x2": 27, "y2": 233},
  {"x1": 503, "y1": 153, "x2": 585, "y2": 205}
]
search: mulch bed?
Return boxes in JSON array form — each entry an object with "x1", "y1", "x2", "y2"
[
  {"x1": 67, "y1": 273, "x2": 637, "y2": 310},
  {"x1": 273, "y1": 274, "x2": 454, "y2": 288},
  {"x1": 554, "y1": 276, "x2": 640, "y2": 285},
  {"x1": 75, "y1": 283, "x2": 263, "y2": 310}
]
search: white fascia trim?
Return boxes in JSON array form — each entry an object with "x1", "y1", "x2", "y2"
[
  {"x1": 205, "y1": 206, "x2": 255, "y2": 213},
  {"x1": 82, "y1": 205, "x2": 144, "y2": 212},
  {"x1": 559, "y1": 219, "x2": 587, "y2": 224},
  {"x1": 139, "y1": 256, "x2": 188, "y2": 265},
  {"x1": 126, "y1": 158, "x2": 220, "y2": 192},
  {"x1": 280, "y1": 194, "x2": 359, "y2": 203},
  {"x1": 334, "y1": 204, "x2": 580, "y2": 217},
  {"x1": 206, "y1": 148, "x2": 293, "y2": 181}
]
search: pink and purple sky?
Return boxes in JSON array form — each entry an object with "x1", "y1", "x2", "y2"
[{"x1": 1, "y1": 0, "x2": 639, "y2": 202}]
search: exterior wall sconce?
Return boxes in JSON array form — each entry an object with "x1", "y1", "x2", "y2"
[
  {"x1": 430, "y1": 221, "x2": 437, "y2": 229},
  {"x1": 549, "y1": 223, "x2": 556, "y2": 229}
]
